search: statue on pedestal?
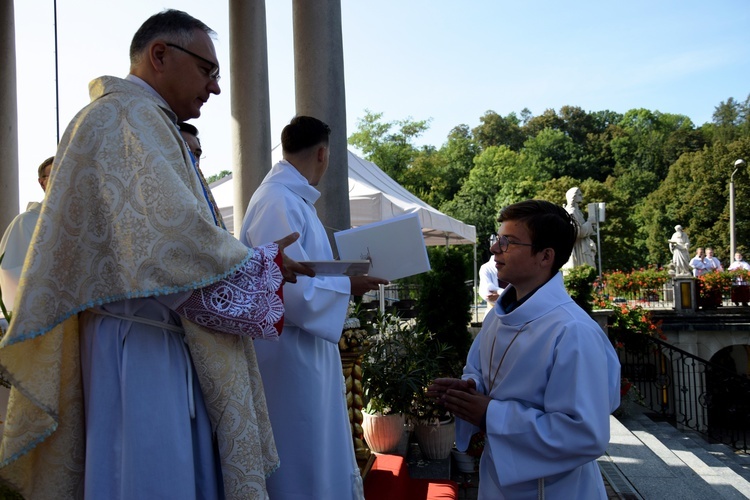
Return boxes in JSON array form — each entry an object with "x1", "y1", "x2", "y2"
[
  {"x1": 562, "y1": 187, "x2": 597, "y2": 270},
  {"x1": 669, "y1": 225, "x2": 691, "y2": 277}
]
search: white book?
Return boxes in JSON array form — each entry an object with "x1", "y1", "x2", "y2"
[{"x1": 334, "y1": 212, "x2": 431, "y2": 281}]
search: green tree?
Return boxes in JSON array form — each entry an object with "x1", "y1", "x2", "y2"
[
  {"x1": 348, "y1": 110, "x2": 431, "y2": 185},
  {"x1": 205, "y1": 170, "x2": 231, "y2": 185},
  {"x1": 402, "y1": 125, "x2": 478, "y2": 209},
  {"x1": 713, "y1": 97, "x2": 742, "y2": 143},
  {"x1": 472, "y1": 110, "x2": 526, "y2": 151},
  {"x1": 443, "y1": 146, "x2": 532, "y2": 243}
]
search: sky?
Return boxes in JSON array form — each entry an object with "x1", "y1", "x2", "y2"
[{"x1": 11, "y1": 0, "x2": 750, "y2": 210}]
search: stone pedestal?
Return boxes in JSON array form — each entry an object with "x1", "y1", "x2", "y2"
[{"x1": 673, "y1": 278, "x2": 696, "y2": 312}]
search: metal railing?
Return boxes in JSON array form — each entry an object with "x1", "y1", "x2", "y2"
[
  {"x1": 619, "y1": 334, "x2": 750, "y2": 452},
  {"x1": 607, "y1": 281, "x2": 750, "y2": 309}
]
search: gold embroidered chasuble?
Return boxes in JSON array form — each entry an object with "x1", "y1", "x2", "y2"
[{"x1": 0, "y1": 76, "x2": 278, "y2": 499}]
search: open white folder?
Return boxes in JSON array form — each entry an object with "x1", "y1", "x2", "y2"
[{"x1": 334, "y1": 212, "x2": 431, "y2": 281}]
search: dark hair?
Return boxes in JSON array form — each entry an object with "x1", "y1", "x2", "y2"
[
  {"x1": 177, "y1": 121, "x2": 199, "y2": 137},
  {"x1": 281, "y1": 116, "x2": 331, "y2": 154},
  {"x1": 37, "y1": 156, "x2": 54, "y2": 178},
  {"x1": 130, "y1": 9, "x2": 215, "y2": 65},
  {"x1": 498, "y1": 200, "x2": 577, "y2": 273}
]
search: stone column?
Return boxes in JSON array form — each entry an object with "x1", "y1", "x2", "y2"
[
  {"x1": 0, "y1": 1, "x2": 19, "y2": 231},
  {"x1": 292, "y1": 0, "x2": 350, "y2": 254},
  {"x1": 228, "y1": 0, "x2": 272, "y2": 235}
]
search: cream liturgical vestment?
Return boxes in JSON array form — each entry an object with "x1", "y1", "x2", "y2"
[
  {"x1": 241, "y1": 160, "x2": 364, "y2": 500},
  {"x1": 0, "y1": 76, "x2": 280, "y2": 499},
  {"x1": 456, "y1": 273, "x2": 620, "y2": 499}
]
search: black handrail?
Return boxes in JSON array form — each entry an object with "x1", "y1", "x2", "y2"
[{"x1": 618, "y1": 334, "x2": 749, "y2": 452}]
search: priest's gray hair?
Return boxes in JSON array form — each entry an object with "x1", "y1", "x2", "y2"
[{"x1": 129, "y1": 9, "x2": 215, "y2": 66}]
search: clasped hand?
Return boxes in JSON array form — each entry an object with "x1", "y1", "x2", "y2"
[{"x1": 426, "y1": 377, "x2": 491, "y2": 428}]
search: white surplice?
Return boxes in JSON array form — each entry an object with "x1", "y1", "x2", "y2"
[
  {"x1": 456, "y1": 273, "x2": 621, "y2": 499},
  {"x1": 241, "y1": 160, "x2": 363, "y2": 499},
  {"x1": 0, "y1": 202, "x2": 41, "y2": 312}
]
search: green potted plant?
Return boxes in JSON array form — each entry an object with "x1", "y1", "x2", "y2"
[{"x1": 360, "y1": 313, "x2": 433, "y2": 453}]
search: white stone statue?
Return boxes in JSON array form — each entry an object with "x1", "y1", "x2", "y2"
[
  {"x1": 562, "y1": 187, "x2": 597, "y2": 270},
  {"x1": 669, "y1": 225, "x2": 691, "y2": 277}
]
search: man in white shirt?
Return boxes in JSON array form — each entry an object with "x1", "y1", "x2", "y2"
[
  {"x1": 690, "y1": 247, "x2": 707, "y2": 277},
  {"x1": 704, "y1": 247, "x2": 723, "y2": 272},
  {"x1": 729, "y1": 252, "x2": 750, "y2": 271}
]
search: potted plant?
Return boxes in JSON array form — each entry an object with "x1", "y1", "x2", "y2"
[
  {"x1": 451, "y1": 431, "x2": 484, "y2": 473},
  {"x1": 360, "y1": 313, "x2": 428, "y2": 454},
  {"x1": 408, "y1": 330, "x2": 456, "y2": 460}
]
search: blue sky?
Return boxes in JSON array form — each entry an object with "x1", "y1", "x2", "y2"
[{"x1": 12, "y1": 0, "x2": 750, "y2": 208}]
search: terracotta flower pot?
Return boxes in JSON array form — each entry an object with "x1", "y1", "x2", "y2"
[{"x1": 362, "y1": 412, "x2": 406, "y2": 453}]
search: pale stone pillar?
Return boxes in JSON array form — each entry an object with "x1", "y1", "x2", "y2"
[
  {"x1": 228, "y1": 0, "x2": 272, "y2": 235},
  {"x1": 292, "y1": 0, "x2": 350, "y2": 254},
  {"x1": 0, "y1": 1, "x2": 19, "y2": 230}
]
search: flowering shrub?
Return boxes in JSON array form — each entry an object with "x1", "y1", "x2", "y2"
[
  {"x1": 698, "y1": 271, "x2": 733, "y2": 296},
  {"x1": 594, "y1": 296, "x2": 665, "y2": 352},
  {"x1": 600, "y1": 267, "x2": 669, "y2": 300},
  {"x1": 629, "y1": 267, "x2": 669, "y2": 291}
]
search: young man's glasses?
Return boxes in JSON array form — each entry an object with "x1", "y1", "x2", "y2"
[
  {"x1": 495, "y1": 234, "x2": 534, "y2": 253},
  {"x1": 166, "y1": 43, "x2": 221, "y2": 82}
]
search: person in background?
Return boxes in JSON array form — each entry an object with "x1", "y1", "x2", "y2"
[
  {"x1": 478, "y1": 235, "x2": 507, "y2": 321},
  {"x1": 690, "y1": 247, "x2": 707, "y2": 277},
  {"x1": 704, "y1": 247, "x2": 723, "y2": 273},
  {"x1": 729, "y1": 252, "x2": 750, "y2": 271},
  {"x1": 241, "y1": 115, "x2": 388, "y2": 499},
  {"x1": 0, "y1": 156, "x2": 53, "y2": 317},
  {"x1": 177, "y1": 121, "x2": 203, "y2": 167},
  {"x1": 427, "y1": 199, "x2": 620, "y2": 499},
  {"x1": 0, "y1": 10, "x2": 312, "y2": 499}
]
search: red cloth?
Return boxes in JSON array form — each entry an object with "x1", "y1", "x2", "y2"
[{"x1": 363, "y1": 454, "x2": 458, "y2": 500}]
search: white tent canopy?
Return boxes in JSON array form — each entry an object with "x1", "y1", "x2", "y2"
[{"x1": 210, "y1": 148, "x2": 476, "y2": 247}]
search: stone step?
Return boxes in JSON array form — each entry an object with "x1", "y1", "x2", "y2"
[{"x1": 608, "y1": 410, "x2": 750, "y2": 499}]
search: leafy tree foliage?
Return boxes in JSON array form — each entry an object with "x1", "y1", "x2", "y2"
[
  {"x1": 205, "y1": 170, "x2": 231, "y2": 184},
  {"x1": 348, "y1": 110, "x2": 431, "y2": 185},
  {"x1": 348, "y1": 97, "x2": 750, "y2": 280},
  {"x1": 472, "y1": 110, "x2": 526, "y2": 151}
]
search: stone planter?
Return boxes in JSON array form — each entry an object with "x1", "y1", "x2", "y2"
[
  {"x1": 362, "y1": 412, "x2": 406, "y2": 454},
  {"x1": 414, "y1": 417, "x2": 455, "y2": 460}
]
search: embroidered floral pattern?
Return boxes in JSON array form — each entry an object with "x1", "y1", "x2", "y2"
[{"x1": 177, "y1": 244, "x2": 283, "y2": 340}]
